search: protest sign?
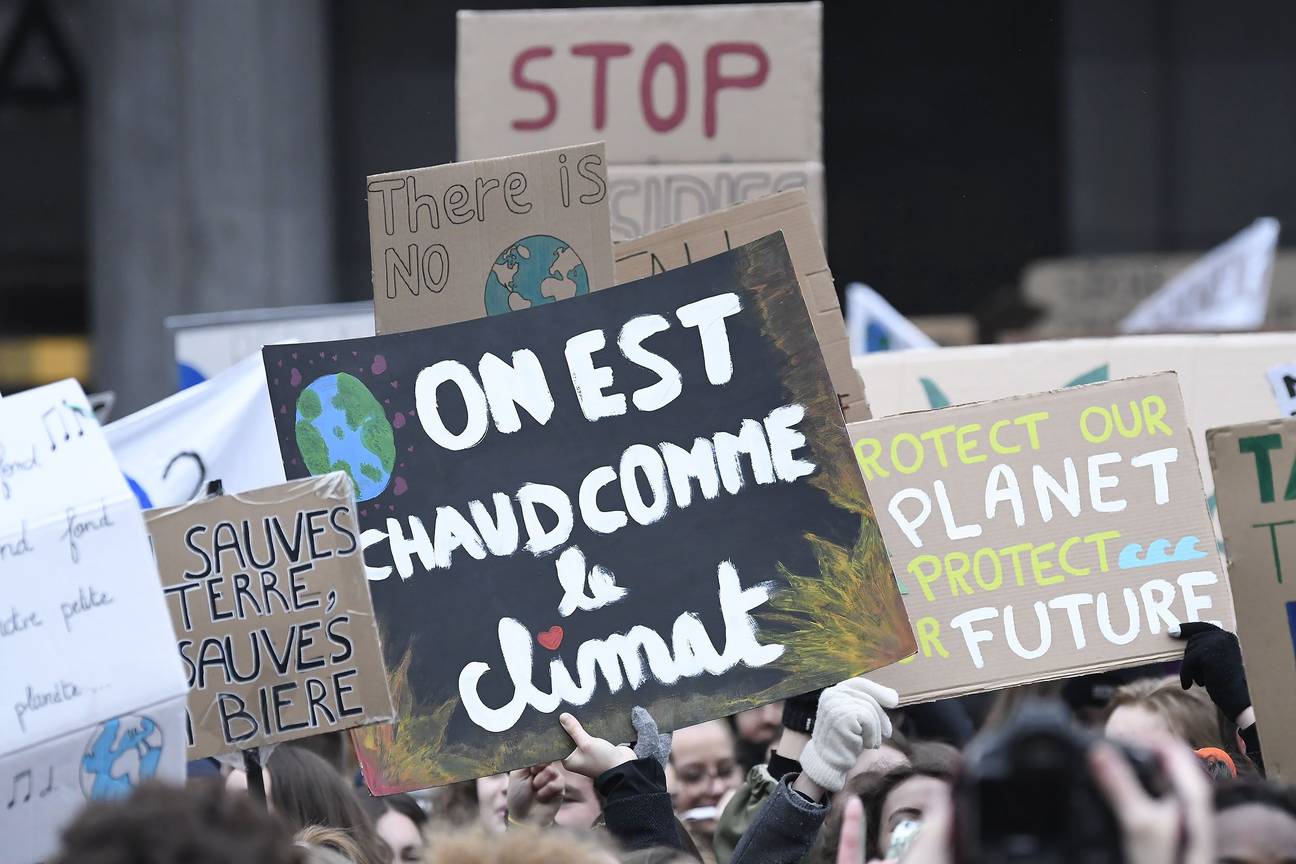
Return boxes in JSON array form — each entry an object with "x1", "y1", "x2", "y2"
[
  {"x1": 455, "y1": 4, "x2": 821, "y2": 163},
  {"x1": 106, "y1": 354, "x2": 285, "y2": 510},
  {"x1": 0, "y1": 381, "x2": 188, "y2": 863},
  {"x1": 1208, "y1": 418, "x2": 1296, "y2": 779},
  {"x1": 845, "y1": 283, "x2": 938, "y2": 355},
  {"x1": 1120, "y1": 219, "x2": 1280, "y2": 334},
  {"x1": 607, "y1": 162, "x2": 824, "y2": 243},
  {"x1": 262, "y1": 233, "x2": 914, "y2": 790},
  {"x1": 850, "y1": 374, "x2": 1233, "y2": 704},
  {"x1": 613, "y1": 190, "x2": 864, "y2": 423},
  {"x1": 366, "y1": 142, "x2": 614, "y2": 336},
  {"x1": 854, "y1": 333, "x2": 1296, "y2": 503},
  {"x1": 145, "y1": 474, "x2": 394, "y2": 759},
  {"x1": 167, "y1": 302, "x2": 375, "y2": 390}
]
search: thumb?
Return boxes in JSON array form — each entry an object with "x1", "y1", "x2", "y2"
[
  {"x1": 836, "y1": 796, "x2": 866, "y2": 864},
  {"x1": 560, "y1": 712, "x2": 592, "y2": 749},
  {"x1": 1171, "y1": 621, "x2": 1217, "y2": 640}
]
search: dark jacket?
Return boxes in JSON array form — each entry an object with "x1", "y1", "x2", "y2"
[
  {"x1": 728, "y1": 774, "x2": 830, "y2": 864},
  {"x1": 597, "y1": 757, "x2": 686, "y2": 853}
]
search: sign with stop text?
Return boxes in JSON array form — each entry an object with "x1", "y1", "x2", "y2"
[
  {"x1": 456, "y1": 4, "x2": 821, "y2": 163},
  {"x1": 145, "y1": 474, "x2": 394, "y2": 759},
  {"x1": 367, "y1": 142, "x2": 614, "y2": 336},
  {"x1": 262, "y1": 234, "x2": 914, "y2": 790},
  {"x1": 849, "y1": 373, "x2": 1234, "y2": 703},
  {"x1": 1209, "y1": 417, "x2": 1296, "y2": 779}
]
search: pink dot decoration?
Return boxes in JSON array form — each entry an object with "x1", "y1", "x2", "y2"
[
  {"x1": 371, "y1": 355, "x2": 388, "y2": 375},
  {"x1": 393, "y1": 413, "x2": 406, "y2": 429},
  {"x1": 290, "y1": 368, "x2": 302, "y2": 387},
  {"x1": 393, "y1": 477, "x2": 408, "y2": 496}
]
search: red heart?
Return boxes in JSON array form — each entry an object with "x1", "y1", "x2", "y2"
[{"x1": 537, "y1": 626, "x2": 563, "y2": 651}]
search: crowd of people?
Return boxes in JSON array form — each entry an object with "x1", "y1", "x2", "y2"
[{"x1": 50, "y1": 623, "x2": 1295, "y2": 864}]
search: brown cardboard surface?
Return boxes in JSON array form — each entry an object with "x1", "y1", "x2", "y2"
[
  {"x1": 456, "y1": 4, "x2": 821, "y2": 163},
  {"x1": 850, "y1": 373, "x2": 1234, "y2": 704},
  {"x1": 613, "y1": 190, "x2": 865, "y2": 422},
  {"x1": 366, "y1": 142, "x2": 614, "y2": 335},
  {"x1": 607, "y1": 161, "x2": 824, "y2": 242},
  {"x1": 146, "y1": 474, "x2": 394, "y2": 759},
  {"x1": 1208, "y1": 418, "x2": 1296, "y2": 779}
]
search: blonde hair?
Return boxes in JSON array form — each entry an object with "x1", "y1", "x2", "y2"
[
  {"x1": 1105, "y1": 675, "x2": 1223, "y2": 749},
  {"x1": 422, "y1": 826, "x2": 615, "y2": 864},
  {"x1": 295, "y1": 825, "x2": 371, "y2": 864}
]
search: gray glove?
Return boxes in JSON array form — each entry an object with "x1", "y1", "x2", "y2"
[{"x1": 631, "y1": 705, "x2": 672, "y2": 768}]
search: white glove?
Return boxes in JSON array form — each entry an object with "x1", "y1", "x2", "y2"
[{"x1": 798, "y1": 676, "x2": 899, "y2": 793}]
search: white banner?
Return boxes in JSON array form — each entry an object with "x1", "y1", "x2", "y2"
[
  {"x1": 845, "y1": 283, "x2": 938, "y2": 354},
  {"x1": 1121, "y1": 218, "x2": 1280, "y2": 333},
  {"x1": 0, "y1": 381, "x2": 188, "y2": 864},
  {"x1": 105, "y1": 354, "x2": 286, "y2": 509}
]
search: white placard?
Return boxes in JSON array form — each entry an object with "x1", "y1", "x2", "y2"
[
  {"x1": 0, "y1": 380, "x2": 188, "y2": 864},
  {"x1": 1121, "y1": 218, "x2": 1280, "y2": 333}
]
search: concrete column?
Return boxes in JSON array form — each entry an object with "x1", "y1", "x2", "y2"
[{"x1": 87, "y1": 0, "x2": 334, "y2": 412}]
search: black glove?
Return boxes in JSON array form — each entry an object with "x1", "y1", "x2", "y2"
[
  {"x1": 1172, "y1": 622, "x2": 1251, "y2": 723},
  {"x1": 781, "y1": 688, "x2": 823, "y2": 734}
]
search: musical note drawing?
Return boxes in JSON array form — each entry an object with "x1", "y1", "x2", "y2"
[
  {"x1": 41, "y1": 401, "x2": 86, "y2": 451},
  {"x1": 38, "y1": 765, "x2": 53, "y2": 798},
  {"x1": 6, "y1": 769, "x2": 31, "y2": 808}
]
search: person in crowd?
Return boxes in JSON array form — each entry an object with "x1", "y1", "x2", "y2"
[
  {"x1": 667, "y1": 718, "x2": 745, "y2": 852},
  {"x1": 1104, "y1": 674, "x2": 1235, "y2": 751},
  {"x1": 475, "y1": 772, "x2": 510, "y2": 832},
  {"x1": 723, "y1": 676, "x2": 898, "y2": 864},
  {"x1": 226, "y1": 745, "x2": 388, "y2": 864},
  {"x1": 359, "y1": 791, "x2": 427, "y2": 863},
  {"x1": 732, "y1": 702, "x2": 785, "y2": 771},
  {"x1": 52, "y1": 780, "x2": 301, "y2": 864},
  {"x1": 1214, "y1": 779, "x2": 1296, "y2": 864}
]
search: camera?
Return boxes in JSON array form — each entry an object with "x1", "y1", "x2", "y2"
[{"x1": 953, "y1": 699, "x2": 1165, "y2": 864}]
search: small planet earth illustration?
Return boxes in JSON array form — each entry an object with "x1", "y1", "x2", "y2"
[
  {"x1": 295, "y1": 372, "x2": 395, "y2": 502},
  {"x1": 81, "y1": 715, "x2": 164, "y2": 800},
  {"x1": 484, "y1": 234, "x2": 589, "y2": 315}
]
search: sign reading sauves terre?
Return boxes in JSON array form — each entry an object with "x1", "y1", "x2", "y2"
[{"x1": 261, "y1": 233, "x2": 914, "y2": 791}]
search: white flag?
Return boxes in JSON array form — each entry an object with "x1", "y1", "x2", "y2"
[
  {"x1": 105, "y1": 353, "x2": 286, "y2": 509},
  {"x1": 1120, "y1": 218, "x2": 1280, "y2": 333},
  {"x1": 845, "y1": 283, "x2": 938, "y2": 354}
]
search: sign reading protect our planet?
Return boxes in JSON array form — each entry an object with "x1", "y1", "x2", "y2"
[
  {"x1": 366, "y1": 141, "x2": 614, "y2": 336},
  {"x1": 263, "y1": 233, "x2": 915, "y2": 791},
  {"x1": 1209, "y1": 417, "x2": 1296, "y2": 779},
  {"x1": 848, "y1": 373, "x2": 1235, "y2": 703}
]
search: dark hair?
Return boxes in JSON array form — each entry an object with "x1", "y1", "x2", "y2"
[
  {"x1": 267, "y1": 746, "x2": 388, "y2": 864},
  {"x1": 53, "y1": 781, "x2": 301, "y2": 864},
  {"x1": 358, "y1": 790, "x2": 429, "y2": 828},
  {"x1": 1215, "y1": 778, "x2": 1296, "y2": 817},
  {"x1": 818, "y1": 748, "x2": 959, "y2": 862}
]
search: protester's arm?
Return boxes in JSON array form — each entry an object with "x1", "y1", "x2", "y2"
[
  {"x1": 1171, "y1": 622, "x2": 1264, "y2": 774},
  {"x1": 560, "y1": 708, "x2": 684, "y2": 853},
  {"x1": 729, "y1": 677, "x2": 898, "y2": 864}
]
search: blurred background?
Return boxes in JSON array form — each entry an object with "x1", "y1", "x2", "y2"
[{"x1": 2, "y1": 0, "x2": 1295, "y2": 411}]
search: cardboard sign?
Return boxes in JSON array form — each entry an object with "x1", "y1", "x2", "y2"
[
  {"x1": 1122, "y1": 219, "x2": 1280, "y2": 333},
  {"x1": 613, "y1": 190, "x2": 864, "y2": 423},
  {"x1": 145, "y1": 475, "x2": 394, "y2": 759},
  {"x1": 0, "y1": 381, "x2": 188, "y2": 863},
  {"x1": 167, "y1": 302, "x2": 375, "y2": 390},
  {"x1": 456, "y1": 4, "x2": 821, "y2": 163},
  {"x1": 366, "y1": 142, "x2": 615, "y2": 336},
  {"x1": 261, "y1": 234, "x2": 914, "y2": 790},
  {"x1": 106, "y1": 354, "x2": 286, "y2": 510},
  {"x1": 608, "y1": 162, "x2": 824, "y2": 243},
  {"x1": 850, "y1": 374, "x2": 1233, "y2": 703},
  {"x1": 854, "y1": 333, "x2": 1296, "y2": 500},
  {"x1": 1208, "y1": 418, "x2": 1296, "y2": 779}
]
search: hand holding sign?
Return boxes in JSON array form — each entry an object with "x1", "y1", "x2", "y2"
[{"x1": 559, "y1": 713, "x2": 635, "y2": 780}]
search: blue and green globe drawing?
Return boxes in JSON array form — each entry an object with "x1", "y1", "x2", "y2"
[
  {"x1": 295, "y1": 372, "x2": 395, "y2": 502},
  {"x1": 484, "y1": 234, "x2": 590, "y2": 315}
]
